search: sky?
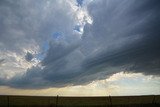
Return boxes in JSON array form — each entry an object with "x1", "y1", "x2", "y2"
[{"x1": 0, "y1": 0, "x2": 160, "y2": 96}]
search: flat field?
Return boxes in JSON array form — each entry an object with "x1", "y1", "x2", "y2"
[{"x1": 0, "y1": 95, "x2": 160, "y2": 107}]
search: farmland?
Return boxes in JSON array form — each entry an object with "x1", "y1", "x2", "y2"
[{"x1": 0, "y1": 95, "x2": 160, "y2": 107}]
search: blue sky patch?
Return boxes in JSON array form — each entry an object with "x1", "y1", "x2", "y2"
[
  {"x1": 74, "y1": 25, "x2": 82, "y2": 33},
  {"x1": 52, "y1": 32, "x2": 62, "y2": 39},
  {"x1": 35, "y1": 41, "x2": 49, "y2": 61},
  {"x1": 76, "y1": 0, "x2": 84, "y2": 7}
]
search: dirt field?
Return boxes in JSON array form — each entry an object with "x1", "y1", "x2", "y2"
[{"x1": 0, "y1": 95, "x2": 160, "y2": 107}]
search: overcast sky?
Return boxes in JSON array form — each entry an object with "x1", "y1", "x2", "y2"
[{"x1": 0, "y1": 0, "x2": 160, "y2": 95}]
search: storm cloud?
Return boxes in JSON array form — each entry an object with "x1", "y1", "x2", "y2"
[
  {"x1": 0, "y1": 59, "x2": 5, "y2": 66},
  {"x1": 82, "y1": 0, "x2": 160, "y2": 75},
  {"x1": 0, "y1": 0, "x2": 160, "y2": 89},
  {"x1": 25, "y1": 52, "x2": 34, "y2": 62}
]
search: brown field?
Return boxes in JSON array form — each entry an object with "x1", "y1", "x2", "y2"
[{"x1": 0, "y1": 95, "x2": 160, "y2": 107}]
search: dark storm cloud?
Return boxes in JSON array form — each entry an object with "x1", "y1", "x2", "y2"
[
  {"x1": 0, "y1": 59, "x2": 5, "y2": 65},
  {"x1": 81, "y1": 0, "x2": 160, "y2": 75},
  {"x1": 42, "y1": 41, "x2": 79, "y2": 66},
  {"x1": 7, "y1": 41, "x2": 82, "y2": 88},
  {"x1": 0, "y1": 0, "x2": 79, "y2": 88},
  {"x1": 25, "y1": 52, "x2": 34, "y2": 62},
  {"x1": 0, "y1": 0, "x2": 76, "y2": 52},
  {"x1": 1, "y1": 0, "x2": 160, "y2": 89}
]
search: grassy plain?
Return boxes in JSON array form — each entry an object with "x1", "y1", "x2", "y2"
[{"x1": 0, "y1": 95, "x2": 160, "y2": 107}]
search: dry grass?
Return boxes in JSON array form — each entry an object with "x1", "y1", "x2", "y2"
[{"x1": 0, "y1": 95, "x2": 160, "y2": 107}]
